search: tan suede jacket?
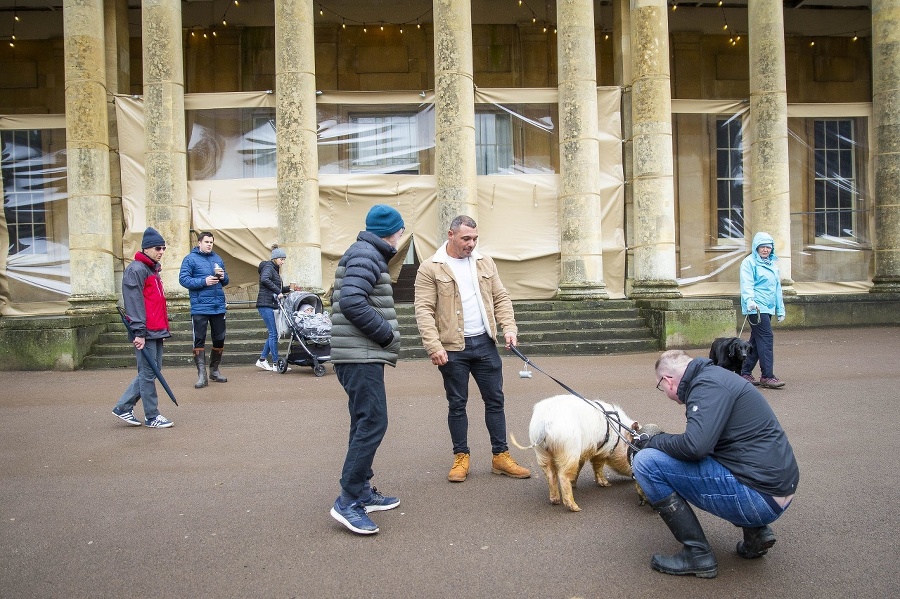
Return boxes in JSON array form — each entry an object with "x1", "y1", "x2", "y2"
[{"x1": 414, "y1": 243, "x2": 517, "y2": 355}]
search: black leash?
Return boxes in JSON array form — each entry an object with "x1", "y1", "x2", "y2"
[{"x1": 508, "y1": 345, "x2": 639, "y2": 451}]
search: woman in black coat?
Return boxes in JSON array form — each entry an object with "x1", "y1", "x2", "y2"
[{"x1": 255, "y1": 245, "x2": 291, "y2": 370}]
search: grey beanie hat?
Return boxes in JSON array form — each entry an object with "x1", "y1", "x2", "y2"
[{"x1": 271, "y1": 247, "x2": 287, "y2": 260}]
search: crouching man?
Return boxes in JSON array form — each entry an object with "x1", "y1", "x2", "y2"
[{"x1": 631, "y1": 349, "x2": 799, "y2": 578}]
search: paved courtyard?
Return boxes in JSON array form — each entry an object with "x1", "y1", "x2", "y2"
[{"x1": 1, "y1": 326, "x2": 898, "y2": 599}]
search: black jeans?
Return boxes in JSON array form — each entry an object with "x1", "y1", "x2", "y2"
[
  {"x1": 191, "y1": 312, "x2": 226, "y2": 349},
  {"x1": 438, "y1": 333, "x2": 508, "y2": 455},
  {"x1": 335, "y1": 362, "x2": 388, "y2": 501}
]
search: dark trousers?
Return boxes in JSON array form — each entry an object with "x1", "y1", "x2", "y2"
[
  {"x1": 742, "y1": 312, "x2": 775, "y2": 379},
  {"x1": 335, "y1": 362, "x2": 388, "y2": 500},
  {"x1": 438, "y1": 333, "x2": 508, "y2": 455},
  {"x1": 191, "y1": 313, "x2": 226, "y2": 349}
]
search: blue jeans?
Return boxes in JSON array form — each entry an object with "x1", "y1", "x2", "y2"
[
  {"x1": 438, "y1": 333, "x2": 508, "y2": 455},
  {"x1": 742, "y1": 312, "x2": 775, "y2": 379},
  {"x1": 114, "y1": 338, "x2": 164, "y2": 420},
  {"x1": 335, "y1": 363, "x2": 389, "y2": 501},
  {"x1": 632, "y1": 449, "x2": 787, "y2": 528},
  {"x1": 257, "y1": 307, "x2": 279, "y2": 362}
]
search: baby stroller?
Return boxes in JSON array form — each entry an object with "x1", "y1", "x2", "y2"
[{"x1": 275, "y1": 291, "x2": 331, "y2": 377}]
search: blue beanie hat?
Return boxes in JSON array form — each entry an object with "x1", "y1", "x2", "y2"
[
  {"x1": 271, "y1": 246, "x2": 287, "y2": 260},
  {"x1": 141, "y1": 227, "x2": 166, "y2": 249},
  {"x1": 365, "y1": 204, "x2": 405, "y2": 238}
]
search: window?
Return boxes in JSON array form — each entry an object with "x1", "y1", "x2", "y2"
[
  {"x1": 715, "y1": 116, "x2": 745, "y2": 240},
  {"x1": 349, "y1": 114, "x2": 420, "y2": 174},
  {"x1": 814, "y1": 119, "x2": 857, "y2": 240},
  {"x1": 186, "y1": 108, "x2": 277, "y2": 180},
  {"x1": 2, "y1": 130, "x2": 49, "y2": 256},
  {"x1": 475, "y1": 112, "x2": 513, "y2": 175}
]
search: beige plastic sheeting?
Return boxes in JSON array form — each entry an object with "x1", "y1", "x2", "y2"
[{"x1": 114, "y1": 88, "x2": 627, "y2": 301}]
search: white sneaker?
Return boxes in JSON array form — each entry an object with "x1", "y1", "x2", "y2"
[{"x1": 255, "y1": 359, "x2": 272, "y2": 371}]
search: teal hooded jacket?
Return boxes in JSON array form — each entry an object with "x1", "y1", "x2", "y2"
[{"x1": 739, "y1": 232, "x2": 785, "y2": 318}]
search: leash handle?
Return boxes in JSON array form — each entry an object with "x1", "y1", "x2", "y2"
[{"x1": 508, "y1": 345, "x2": 639, "y2": 450}]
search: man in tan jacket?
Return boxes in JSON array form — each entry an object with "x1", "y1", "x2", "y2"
[{"x1": 414, "y1": 215, "x2": 530, "y2": 482}]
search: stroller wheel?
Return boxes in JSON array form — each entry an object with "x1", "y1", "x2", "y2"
[
  {"x1": 313, "y1": 364, "x2": 327, "y2": 377},
  {"x1": 276, "y1": 358, "x2": 288, "y2": 374}
]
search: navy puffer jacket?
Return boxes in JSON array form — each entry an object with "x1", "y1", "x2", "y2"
[{"x1": 330, "y1": 231, "x2": 401, "y2": 365}]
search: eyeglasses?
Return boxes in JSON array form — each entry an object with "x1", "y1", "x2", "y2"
[
  {"x1": 154, "y1": 246, "x2": 167, "y2": 251},
  {"x1": 656, "y1": 376, "x2": 666, "y2": 391}
]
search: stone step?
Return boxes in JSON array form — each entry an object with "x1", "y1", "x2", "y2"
[{"x1": 81, "y1": 300, "x2": 660, "y2": 369}]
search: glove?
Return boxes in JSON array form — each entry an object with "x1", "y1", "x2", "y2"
[
  {"x1": 747, "y1": 300, "x2": 759, "y2": 313},
  {"x1": 628, "y1": 423, "x2": 664, "y2": 464},
  {"x1": 777, "y1": 314, "x2": 785, "y2": 322}
]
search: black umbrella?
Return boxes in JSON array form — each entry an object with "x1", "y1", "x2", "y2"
[{"x1": 117, "y1": 307, "x2": 178, "y2": 406}]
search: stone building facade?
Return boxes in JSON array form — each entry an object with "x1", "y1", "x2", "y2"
[{"x1": 1, "y1": 0, "x2": 898, "y2": 369}]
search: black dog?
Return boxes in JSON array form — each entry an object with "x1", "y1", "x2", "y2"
[{"x1": 709, "y1": 337, "x2": 752, "y2": 374}]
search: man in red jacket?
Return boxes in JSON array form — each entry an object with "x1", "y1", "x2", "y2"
[{"x1": 112, "y1": 227, "x2": 174, "y2": 428}]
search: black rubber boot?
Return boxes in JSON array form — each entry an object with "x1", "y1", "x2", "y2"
[
  {"x1": 737, "y1": 525, "x2": 776, "y2": 558},
  {"x1": 193, "y1": 349, "x2": 208, "y2": 388},
  {"x1": 649, "y1": 493, "x2": 718, "y2": 578},
  {"x1": 209, "y1": 347, "x2": 228, "y2": 383}
]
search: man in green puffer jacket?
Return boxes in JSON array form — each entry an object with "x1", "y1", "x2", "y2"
[{"x1": 329, "y1": 205, "x2": 404, "y2": 536}]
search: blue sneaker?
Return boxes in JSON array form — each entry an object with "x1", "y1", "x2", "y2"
[
  {"x1": 145, "y1": 415, "x2": 174, "y2": 428},
  {"x1": 360, "y1": 487, "x2": 400, "y2": 513},
  {"x1": 330, "y1": 498, "x2": 379, "y2": 535},
  {"x1": 112, "y1": 406, "x2": 141, "y2": 426}
]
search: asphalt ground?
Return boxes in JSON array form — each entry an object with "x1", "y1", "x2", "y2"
[{"x1": 1, "y1": 326, "x2": 898, "y2": 599}]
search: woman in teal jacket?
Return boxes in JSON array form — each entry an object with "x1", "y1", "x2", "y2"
[{"x1": 739, "y1": 232, "x2": 786, "y2": 388}]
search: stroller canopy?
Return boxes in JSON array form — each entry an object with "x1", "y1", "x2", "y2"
[{"x1": 287, "y1": 291, "x2": 325, "y2": 314}]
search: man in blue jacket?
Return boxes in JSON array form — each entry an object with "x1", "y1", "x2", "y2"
[
  {"x1": 179, "y1": 231, "x2": 230, "y2": 388},
  {"x1": 631, "y1": 349, "x2": 799, "y2": 579}
]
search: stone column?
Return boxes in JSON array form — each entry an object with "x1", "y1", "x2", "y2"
[
  {"x1": 275, "y1": 0, "x2": 323, "y2": 292},
  {"x1": 871, "y1": 0, "x2": 900, "y2": 292},
  {"x1": 433, "y1": 0, "x2": 478, "y2": 233},
  {"x1": 748, "y1": 0, "x2": 793, "y2": 291},
  {"x1": 629, "y1": 0, "x2": 680, "y2": 298},
  {"x1": 556, "y1": 0, "x2": 608, "y2": 299},
  {"x1": 104, "y1": 0, "x2": 130, "y2": 297},
  {"x1": 613, "y1": 0, "x2": 635, "y2": 283},
  {"x1": 63, "y1": 0, "x2": 117, "y2": 313},
  {"x1": 142, "y1": 0, "x2": 189, "y2": 295}
]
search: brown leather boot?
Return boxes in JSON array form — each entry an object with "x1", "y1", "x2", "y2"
[
  {"x1": 491, "y1": 451, "x2": 531, "y2": 478},
  {"x1": 209, "y1": 347, "x2": 227, "y2": 383},
  {"x1": 448, "y1": 452, "x2": 470, "y2": 482}
]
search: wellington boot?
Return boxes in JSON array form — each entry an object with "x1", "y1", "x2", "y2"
[
  {"x1": 649, "y1": 493, "x2": 718, "y2": 578},
  {"x1": 209, "y1": 347, "x2": 228, "y2": 383},
  {"x1": 737, "y1": 525, "x2": 776, "y2": 558},
  {"x1": 491, "y1": 451, "x2": 531, "y2": 479},
  {"x1": 193, "y1": 349, "x2": 208, "y2": 388},
  {"x1": 448, "y1": 453, "x2": 470, "y2": 482}
]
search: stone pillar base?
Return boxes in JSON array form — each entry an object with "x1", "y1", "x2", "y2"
[
  {"x1": 66, "y1": 295, "x2": 119, "y2": 314},
  {"x1": 630, "y1": 280, "x2": 682, "y2": 299},
  {"x1": 557, "y1": 283, "x2": 609, "y2": 301},
  {"x1": 870, "y1": 278, "x2": 900, "y2": 293}
]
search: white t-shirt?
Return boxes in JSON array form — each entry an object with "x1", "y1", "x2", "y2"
[{"x1": 446, "y1": 256, "x2": 486, "y2": 337}]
